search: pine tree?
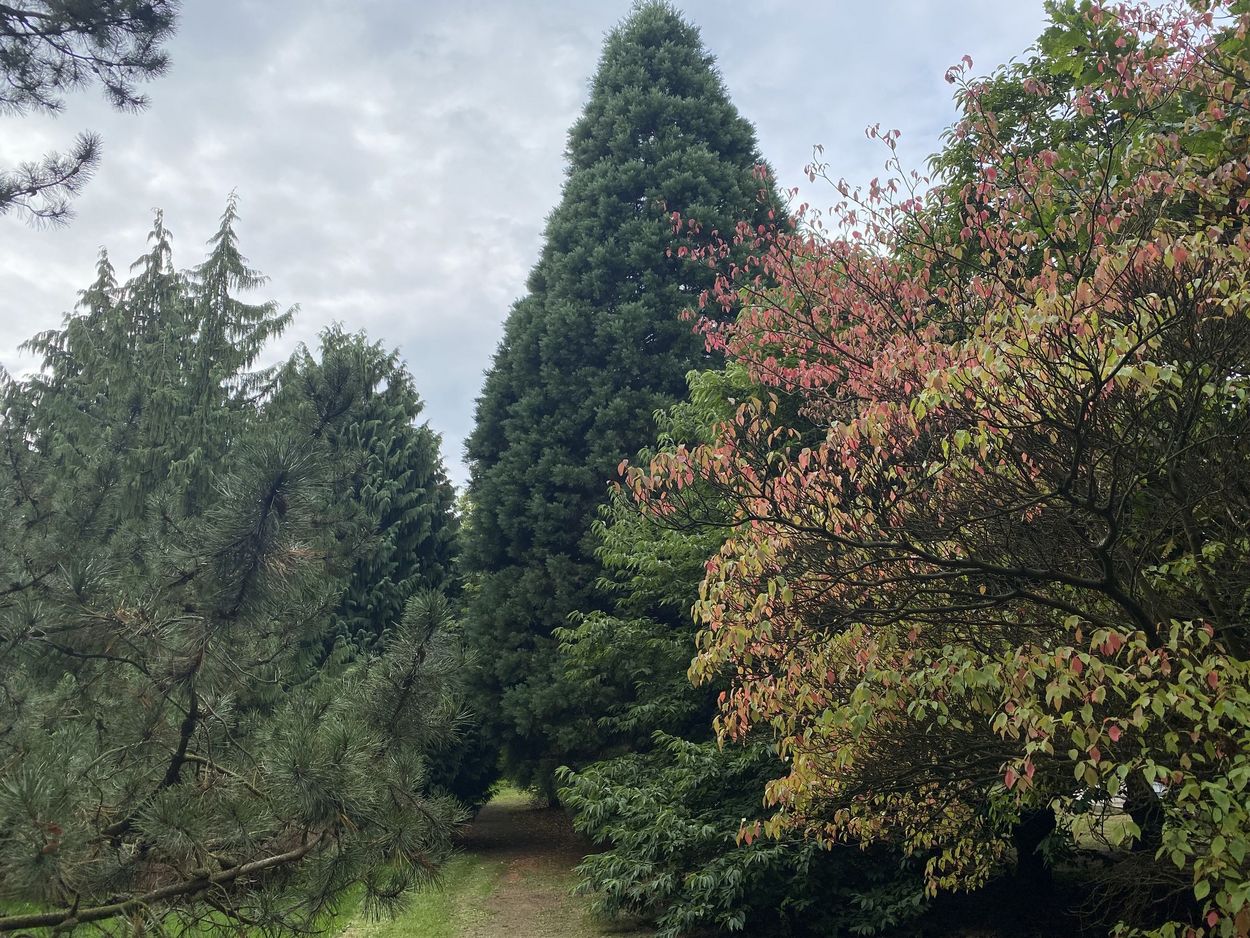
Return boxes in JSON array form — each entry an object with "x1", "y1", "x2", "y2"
[
  {"x1": 0, "y1": 205, "x2": 466, "y2": 931},
  {"x1": 0, "y1": 0, "x2": 178, "y2": 223},
  {"x1": 464, "y1": 1, "x2": 780, "y2": 792}
]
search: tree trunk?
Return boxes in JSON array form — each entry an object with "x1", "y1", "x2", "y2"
[
  {"x1": 1124, "y1": 771, "x2": 1164, "y2": 853},
  {"x1": 1012, "y1": 807, "x2": 1056, "y2": 890}
]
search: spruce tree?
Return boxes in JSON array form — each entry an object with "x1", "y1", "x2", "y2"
[{"x1": 464, "y1": 1, "x2": 779, "y2": 791}]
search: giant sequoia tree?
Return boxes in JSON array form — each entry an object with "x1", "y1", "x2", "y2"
[{"x1": 464, "y1": 2, "x2": 779, "y2": 791}]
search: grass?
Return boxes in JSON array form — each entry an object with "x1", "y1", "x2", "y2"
[
  {"x1": 337, "y1": 853, "x2": 509, "y2": 938},
  {"x1": 0, "y1": 859, "x2": 506, "y2": 938},
  {"x1": 337, "y1": 786, "x2": 650, "y2": 938},
  {"x1": 486, "y1": 785, "x2": 537, "y2": 809},
  {"x1": 2, "y1": 788, "x2": 640, "y2": 938},
  {"x1": 1069, "y1": 807, "x2": 1137, "y2": 851}
]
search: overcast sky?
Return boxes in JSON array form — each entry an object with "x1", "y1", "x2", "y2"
[{"x1": 0, "y1": 1, "x2": 1048, "y2": 487}]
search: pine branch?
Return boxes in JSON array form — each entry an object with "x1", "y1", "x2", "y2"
[{"x1": 0, "y1": 834, "x2": 323, "y2": 933}]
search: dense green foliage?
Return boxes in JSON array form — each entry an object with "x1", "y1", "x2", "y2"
[
  {"x1": 279, "y1": 327, "x2": 459, "y2": 649},
  {"x1": 558, "y1": 369, "x2": 925, "y2": 937},
  {"x1": 463, "y1": 0, "x2": 780, "y2": 796},
  {"x1": 0, "y1": 204, "x2": 465, "y2": 932},
  {"x1": 561, "y1": 737, "x2": 925, "y2": 938}
]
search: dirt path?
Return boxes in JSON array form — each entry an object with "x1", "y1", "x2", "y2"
[{"x1": 451, "y1": 790, "x2": 651, "y2": 938}]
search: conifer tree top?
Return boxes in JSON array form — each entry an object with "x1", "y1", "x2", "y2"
[{"x1": 567, "y1": 2, "x2": 758, "y2": 171}]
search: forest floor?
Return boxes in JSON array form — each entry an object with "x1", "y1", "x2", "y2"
[{"x1": 339, "y1": 788, "x2": 652, "y2": 938}]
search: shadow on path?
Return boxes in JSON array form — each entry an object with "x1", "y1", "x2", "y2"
[
  {"x1": 453, "y1": 791, "x2": 650, "y2": 938},
  {"x1": 459, "y1": 791, "x2": 589, "y2": 863}
]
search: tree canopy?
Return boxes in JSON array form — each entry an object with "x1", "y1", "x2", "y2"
[{"x1": 625, "y1": 3, "x2": 1250, "y2": 934}]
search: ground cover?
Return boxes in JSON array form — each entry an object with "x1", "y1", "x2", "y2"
[{"x1": 339, "y1": 789, "x2": 651, "y2": 938}]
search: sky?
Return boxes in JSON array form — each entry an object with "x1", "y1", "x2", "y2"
[{"x1": 0, "y1": 0, "x2": 1049, "y2": 488}]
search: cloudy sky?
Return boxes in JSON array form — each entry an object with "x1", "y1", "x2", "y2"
[{"x1": 0, "y1": 0, "x2": 1048, "y2": 487}]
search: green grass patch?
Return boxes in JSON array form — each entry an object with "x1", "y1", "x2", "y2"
[
  {"x1": 339, "y1": 853, "x2": 508, "y2": 938},
  {"x1": 487, "y1": 785, "x2": 539, "y2": 808},
  {"x1": 1069, "y1": 807, "x2": 1137, "y2": 851}
]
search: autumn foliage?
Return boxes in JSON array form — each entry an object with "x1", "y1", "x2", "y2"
[{"x1": 625, "y1": 3, "x2": 1250, "y2": 934}]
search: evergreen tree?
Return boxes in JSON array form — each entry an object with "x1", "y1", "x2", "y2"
[
  {"x1": 558, "y1": 369, "x2": 927, "y2": 937},
  {"x1": 21, "y1": 197, "x2": 292, "y2": 519},
  {"x1": 278, "y1": 326, "x2": 459, "y2": 648},
  {"x1": 464, "y1": 0, "x2": 780, "y2": 793},
  {"x1": 0, "y1": 205, "x2": 466, "y2": 931}
]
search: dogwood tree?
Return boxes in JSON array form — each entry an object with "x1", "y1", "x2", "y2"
[{"x1": 626, "y1": 3, "x2": 1250, "y2": 934}]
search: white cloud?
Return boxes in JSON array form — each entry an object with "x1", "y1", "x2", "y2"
[{"x1": 0, "y1": 0, "x2": 1048, "y2": 486}]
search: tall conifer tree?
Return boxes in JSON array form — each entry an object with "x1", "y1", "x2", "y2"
[
  {"x1": 278, "y1": 326, "x2": 459, "y2": 648},
  {"x1": 464, "y1": 2, "x2": 779, "y2": 790},
  {"x1": 0, "y1": 206, "x2": 466, "y2": 929}
]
